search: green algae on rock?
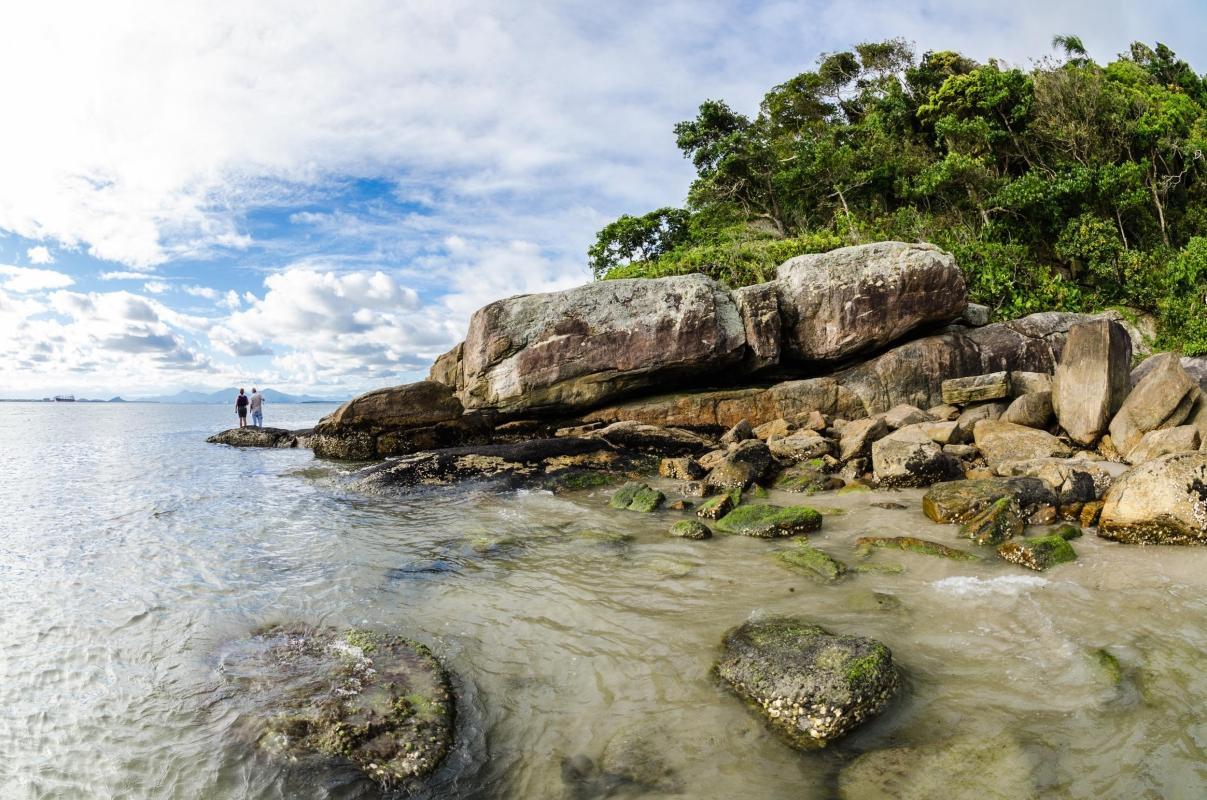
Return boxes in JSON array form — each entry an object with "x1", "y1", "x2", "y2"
[
  {"x1": 922, "y1": 477, "x2": 1056, "y2": 523},
  {"x1": 838, "y1": 732, "x2": 1043, "y2": 799},
  {"x1": 1052, "y1": 523, "x2": 1083, "y2": 540},
  {"x1": 669, "y1": 520, "x2": 712, "y2": 540},
  {"x1": 772, "y1": 462, "x2": 843, "y2": 494},
  {"x1": 609, "y1": 481, "x2": 666, "y2": 513},
  {"x1": 715, "y1": 616, "x2": 899, "y2": 750},
  {"x1": 697, "y1": 488, "x2": 741, "y2": 520},
  {"x1": 855, "y1": 535, "x2": 979, "y2": 561},
  {"x1": 959, "y1": 497, "x2": 1023, "y2": 545},
  {"x1": 774, "y1": 542, "x2": 846, "y2": 582},
  {"x1": 226, "y1": 625, "x2": 454, "y2": 790},
  {"x1": 997, "y1": 534, "x2": 1077, "y2": 571},
  {"x1": 715, "y1": 504, "x2": 822, "y2": 538}
]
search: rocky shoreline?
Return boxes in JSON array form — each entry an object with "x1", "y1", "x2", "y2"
[{"x1": 207, "y1": 241, "x2": 1207, "y2": 788}]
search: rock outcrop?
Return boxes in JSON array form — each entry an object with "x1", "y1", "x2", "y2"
[
  {"x1": 871, "y1": 425, "x2": 961, "y2": 487},
  {"x1": 776, "y1": 242, "x2": 966, "y2": 361},
  {"x1": 972, "y1": 420, "x2": 1071, "y2": 471},
  {"x1": 1052, "y1": 319, "x2": 1132, "y2": 445},
  {"x1": 459, "y1": 274, "x2": 746, "y2": 414},
  {"x1": 206, "y1": 427, "x2": 305, "y2": 448},
  {"x1": 1098, "y1": 452, "x2": 1207, "y2": 544},
  {"x1": 714, "y1": 617, "x2": 899, "y2": 749}
]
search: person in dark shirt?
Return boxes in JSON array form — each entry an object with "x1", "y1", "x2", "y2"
[{"x1": 235, "y1": 388, "x2": 249, "y2": 428}]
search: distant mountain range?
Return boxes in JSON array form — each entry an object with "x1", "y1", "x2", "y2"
[{"x1": 135, "y1": 388, "x2": 348, "y2": 404}]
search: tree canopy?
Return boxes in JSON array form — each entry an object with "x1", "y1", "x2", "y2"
[{"x1": 590, "y1": 36, "x2": 1207, "y2": 354}]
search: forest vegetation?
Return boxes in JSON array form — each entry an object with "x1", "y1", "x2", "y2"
[{"x1": 589, "y1": 36, "x2": 1207, "y2": 353}]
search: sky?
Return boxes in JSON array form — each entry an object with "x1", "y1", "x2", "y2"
[{"x1": 2, "y1": 1, "x2": 1206, "y2": 399}]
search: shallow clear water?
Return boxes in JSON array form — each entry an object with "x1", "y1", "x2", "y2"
[{"x1": 4, "y1": 402, "x2": 1207, "y2": 799}]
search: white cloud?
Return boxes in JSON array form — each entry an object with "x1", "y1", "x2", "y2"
[
  {"x1": 219, "y1": 289, "x2": 242, "y2": 310},
  {"x1": 183, "y1": 285, "x2": 218, "y2": 299},
  {"x1": 100, "y1": 271, "x2": 157, "y2": 280},
  {"x1": 26, "y1": 246, "x2": 53, "y2": 264},
  {"x1": 0, "y1": 265, "x2": 75, "y2": 293},
  {"x1": 143, "y1": 281, "x2": 170, "y2": 294}
]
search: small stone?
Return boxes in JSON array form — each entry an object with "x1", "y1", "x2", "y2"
[
  {"x1": 609, "y1": 482, "x2": 665, "y2": 513},
  {"x1": 1080, "y1": 500, "x2": 1104, "y2": 527},
  {"x1": 667, "y1": 499, "x2": 691, "y2": 511},
  {"x1": 774, "y1": 541, "x2": 847, "y2": 582},
  {"x1": 1000, "y1": 391, "x2": 1054, "y2": 429},
  {"x1": 883, "y1": 404, "x2": 933, "y2": 429},
  {"x1": 720, "y1": 419, "x2": 755, "y2": 445},
  {"x1": 998, "y1": 534, "x2": 1077, "y2": 570},
  {"x1": 958, "y1": 497, "x2": 1022, "y2": 545},
  {"x1": 942, "y1": 444, "x2": 978, "y2": 458},
  {"x1": 927, "y1": 403, "x2": 961, "y2": 421},
  {"x1": 669, "y1": 520, "x2": 711, "y2": 540},
  {"x1": 838, "y1": 416, "x2": 890, "y2": 461},
  {"x1": 753, "y1": 418, "x2": 794, "y2": 440},
  {"x1": 697, "y1": 490, "x2": 739, "y2": 520},
  {"x1": 941, "y1": 372, "x2": 1010, "y2": 404},
  {"x1": 659, "y1": 457, "x2": 704, "y2": 481},
  {"x1": 1027, "y1": 505, "x2": 1057, "y2": 525},
  {"x1": 680, "y1": 480, "x2": 713, "y2": 498}
]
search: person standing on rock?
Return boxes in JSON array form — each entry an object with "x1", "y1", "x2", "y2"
[
  {"x1": 249, "y1": 387, "x2": 264, "y2": 428},
  {"x1": 235, "y1": 388, "x2": 249, "y2": 428}
]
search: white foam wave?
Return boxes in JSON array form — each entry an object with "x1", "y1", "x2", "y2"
[{"x1": 930, "y1": 574, "x2": 1049, "y2": 596}]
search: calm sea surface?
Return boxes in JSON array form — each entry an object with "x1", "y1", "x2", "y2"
[{"x1": 3, "y1": 402, "x2": 1207, "y2": 799}]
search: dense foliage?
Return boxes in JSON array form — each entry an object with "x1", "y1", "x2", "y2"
[{"x1": 590, "y1": 37, "x2": 1207, "y2": 354}]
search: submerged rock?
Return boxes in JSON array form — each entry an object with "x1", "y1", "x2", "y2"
[
  {"x1": 715, "y1": 616, "x2": 900, "y2": 749},
  {"x1": 669, "y1": 520, "x2": 712, "y2": 540},
  {"x1": 774, "y1": 542, "x2": 847, "y2": 582},
  {"x1": 715, "y1": 504, "x2": 822, "y2": 538},
  {"x1": 997, "y1": 534, "x2": 1077, "y2": 570},
  {"x1": 207, "y1": 427, "x2": 304, "y2": 448},
  {"x1": 223, "y1": 625, "x2": 454, "y2": 790},
  {"x1": 598, "y1": 723, "x2": 684, "y2": 794},
  {"x1": 838, "y1": 732, "x2": 1042, "y2": 800},
  {"x1": 1098, "y1": 452, "x2": 1207, "y2": 544},
  {"x1": 855, "y1": 536, "x2": 980, "y2": 561}
]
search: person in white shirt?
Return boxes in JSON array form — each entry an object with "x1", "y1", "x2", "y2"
[{"x1": 249, "y1": 388, "x2": 264, "y2": 428}]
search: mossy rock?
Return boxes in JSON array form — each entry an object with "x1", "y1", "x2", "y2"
[
  {"x1": 715, "y1": 504, "x2": 822, "y2": 538},
  {"x1": 468, "y1": 534, "x2": 521, "y2": 554},
  {"x1": 837, "y1": 483, "x2": 872, "y2": 494},
  {"x1": 849, "y1": 562, "x2": 906, "y2": 575},
  {"x1": 922, "y1": 478, "x2": 1056, "y2": 523},
  {"x1": 549, "y1": 470, "x2": 619, "y2": 492},
  {"x1": 669, "y1": 520, "x2": 712, "y2": 540},
  {"x1": 225, "y1": 625, "x2": 454, "y2": 790},
  {"x1": 855, "y1": 536, "x2": 979, "y2": 561},
  {"x1": 773, "y1": 463, "x2": 843, "y2": 494},
  {"x1": 774, "y1": 542, "x2": 846, "y2": 583},
  {"x1": 1091, "y1": 647, "x2": 1123, "y2": 686},
  {"x1": 715, "y1": 616, "x2": 899, "y2": 749},
  {"x1": 1052, "y1": 523, "x2": 1083, "y2": 540},
  {"x1": 575, "y1": 528, "x2": 636, "y2": 544},
  {"x1": 697, "y1": 488, "x2": 742, "y2": 520},
  {"x1": 959, "y1": 497, "x2": 1023, "y2": 546},
  {"x1": 609, "y1": 481, "x2": 665, "y2": 513},
  {"x1": 997, "y1": 534, "x2": 1076, "y2": 571}
]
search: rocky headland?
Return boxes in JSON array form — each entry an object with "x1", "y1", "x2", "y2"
[{"x1": 209, "y1": 240, "x2": 1207, "y2": 786}]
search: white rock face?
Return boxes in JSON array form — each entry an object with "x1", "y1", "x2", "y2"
[
  {"x1": 459, "y1": 275, "x2": 746, "y2": 413},
  {"x1": 776, "y1": 241, "x2": 967, "y2": 362}
]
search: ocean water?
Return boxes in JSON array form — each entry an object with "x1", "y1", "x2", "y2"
[{"x1": 3, "y1": 402, "x2": 1207, "y2": 799}]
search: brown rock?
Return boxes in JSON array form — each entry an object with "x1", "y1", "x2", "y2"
[
  {"x1": 954, "y1": 401, "x2": 1008, "y2": 441},
  {"x1": 1108, "y1": 353, "x2": 1198, "y2": 457},
  {"x1": 927, "y1": 403, "x2": 961, "y2": 421},
  {"x1": 753, "y1": 418, "x2": 794, "y2": 440},
  {"x1": 883, "y1": 404, "x2": 933, "y2": 429},
  {"x1": 732, "y1": 282, "x2": 781, "y2": 372},
  {"x1": 767, "y1": 430, "x2": 833, "y2": 461},
  {"x1": 1127, "y1": 425, "x2": 1201, "y2": 465},
  {"x1": 1052, "y1": 319, "x2": 1132, "y2": 445},
  {"x1": 871, "y1": 425, "x2": 962, "y2": 487},
  {"x1": 1098, "y1": 452, "x2": 1207, "y2": 544},
  {"x1": 1000, "y1": 391, "x2": 1054, "y2": 429},
  {"x1": 838, "y1": 416, "x2": 889, "y2": 461},
  {"x1": 941, "y1": 372, "x2": 1011, "y2": 404},
  {"x1": 720, "y1": 419, "x2": 755, "y2": 445},
  {"x1": 589, "y1": 421, "x2": 713, "y2": 455},
  {"x1": 659, "y1": 457, "x2": 704, "y2": 481},
  {"x1": 973, "y1": 420, "x2": 1071, "y2": 471}
]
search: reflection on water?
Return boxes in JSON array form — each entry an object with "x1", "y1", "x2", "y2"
[{"x1": 3, "y1": 402, "x2": 1207, "y2": 798}]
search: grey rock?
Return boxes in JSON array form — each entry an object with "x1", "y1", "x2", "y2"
[
  {"x1": 954, "y1": 401, "x2": 1009, "y2": 441},
  {"x1": 838, "y1": 416, "x2": 889, "y2": 461},
  {"x1": 720, "y1": 419, "x2": 755, "y2": 445},
  {"x1": 883, "y1": 404, "x2": 933, "y2": 429},
  {"x1": 588, "y1": 420, "x2": 713, "y2": 456},
  {"x1": 1011, "y1": 371, "x2": 1053, "y2": 396},
  {"x1": 961, "y1": 302, "x2": 991, "y2": 327},
  {"x1": 460, "y1": 274, "x2": 746, "y2": 413},
  {"x1": 207, "y1": 427, "x2": 302, "y2": 448},
  {"x1": 995, "y1": 457, "x2": 1126, "y2": 503},
  {"x1": 732, "y1": 282, "x2": 782, "y2": 373},
  {"x1": 872, "y1": 424, "x2": 962, "y2": 487},
  {"x1": 767, "y1": 429, "x2": 833, "y2": 461},
  {"x1": 776, "y1": 241, "x2": 966, "y2": 361}
]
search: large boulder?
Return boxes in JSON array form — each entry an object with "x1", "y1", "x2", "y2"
[
  {"x1": 732, "y1": 282, "x2": 782, "y2": 372},
  {"x1": 428, "y1": 341, "x2": 464, "y2": 390},
  {"x1": 222, "y1": 625, "x2": 454, "y2": 790},
  {"x1": 776, "y1": 242, "x2": 966, "y2": 361},
  {"x1": 207, "y1": 427, "x2": 304, "y2": 448},
  {"x1": 1108, "y1": 353, "x2": 1198, "y2": 457},
  {"x1": 871, "y1": 425, "x2": 961, "y2": 487},
  {"x1": 1098, "y1": 452, "x2": 1207, "y2": 544},
  {"x1": 1126, "y1": 425, "x2": 1200, "y2": 465},
  {"x1": 1051, "y1": 319, "x2": 1132, "y2": 445},
  {"x1": 1000, "y1": 391, "x2": 1053, "y2": 429},
  {"x1": 311, "y1": 381, "x2": 477, "y2": 460},
  {"x1": 715, "y1": 617, "x2": 899, "y2": 749},
  {"x1": 459, "y1": 274, "x2": 745, "y2": 413},
  {"x1": 972, "y1": 420, "x2": 1071, "y2": 472}
]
